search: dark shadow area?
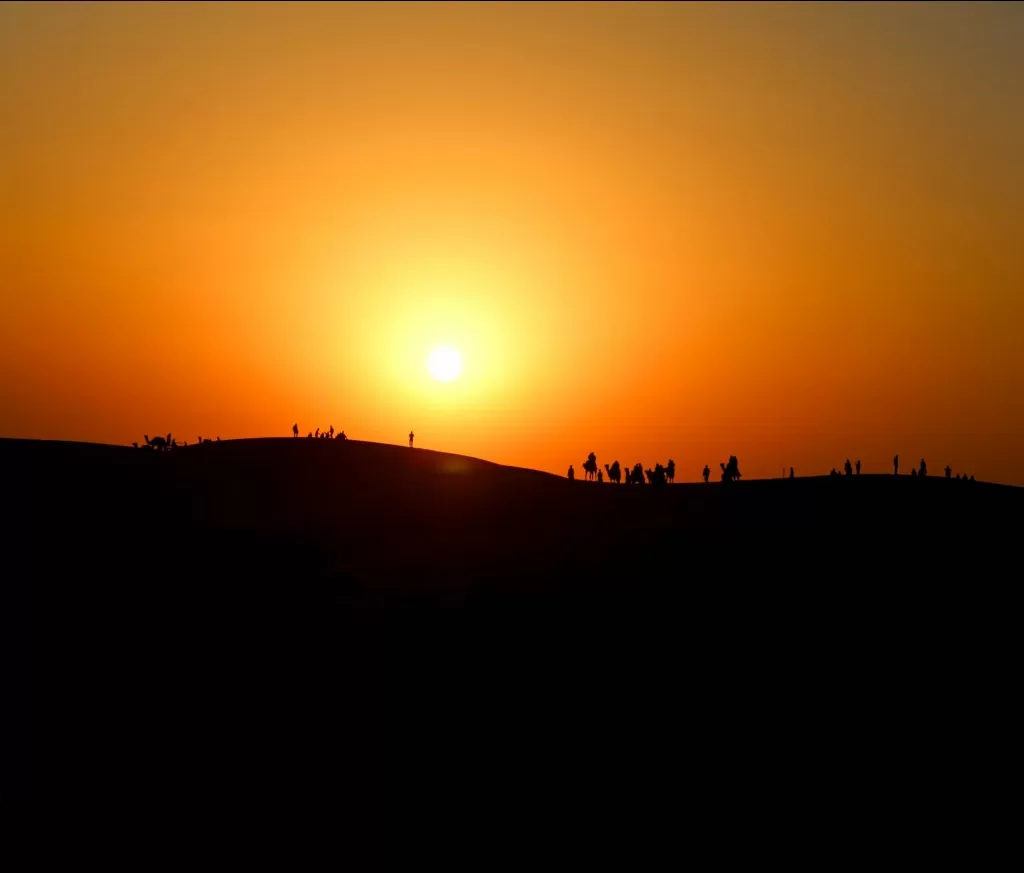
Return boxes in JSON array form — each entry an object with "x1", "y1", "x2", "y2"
[{"x1": 8, "y1": 437, "x2": 1021, "y2": 805}]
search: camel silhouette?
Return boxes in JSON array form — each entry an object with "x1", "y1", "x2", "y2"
[
  {"x1": 720, "y1": 455, "x2": 741, "y2": 482},
  {"x1": 144, "y1": 434, "x2": 171, "y2": 452},
  {"x1": 604, "y1": 461, "x2": 621, "y2": 485},
  {"x1": 627, "y1": 463, "x2": 645, "y2": 485},
  {"x1": 645, "y1": 463, "x2": 667, "y2": 487},
  {"x1": 582, "y1": 452, "x2": 598, "y2": 481}
]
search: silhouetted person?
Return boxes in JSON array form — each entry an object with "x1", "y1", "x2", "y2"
[
  {"x1": 666, "y1": 459, "x2": 675, "y2": 484},
  {"x1": 894, "y1": 454, "x2": 899, "y2": 476},
  {"x1": 567, "y1": 464, "x2": 575, "y2": 481},
  {"x1": 945, "y1": 465, "x2": 952, "y2": 479},
  {"x1": 597, "y1": 469, "x2": 603, "y2": 483},
  {"x1": 856, "y1": 459, "x2": 861, "y2": 475},
  {"x1": 844, "y1": 459, "x2": 853, "y2": 476},
  {"x1": 911, "y1": 468, "x2": 917, "y2": 477},
  {"x1": 789, "y1": 466, "x2": 794, "y2": 479},
  {"x1": 339, "y1": 430, "x2": 346, "y2": 440},
  {"x1": 409, "y1": 431, "x2": 415, "y2": 448},
  {"x1": 292, "y1": 423, "x2": 299, "y2": 438},
  {"x1": 919, "y1": 458, "x2": 927, "y2": 477},
  {"x1": 702, "y1": 464, "x2": 710, "y2": 483},
  {"x1": 969, "y1": 475, "x2": 975, "y2": 481}
]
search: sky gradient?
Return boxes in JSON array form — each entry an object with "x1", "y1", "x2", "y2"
[{"x1": 2, "y1": 1, "x2": 1022, "y2": 482}]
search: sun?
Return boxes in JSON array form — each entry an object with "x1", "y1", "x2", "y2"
[{"x1": 427, "y1": 345, "x2": 463, "y2": 382}]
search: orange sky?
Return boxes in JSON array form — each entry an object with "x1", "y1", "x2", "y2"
[{"x1": 2, "y1": 1, "x2": 1022, "y2": 483}]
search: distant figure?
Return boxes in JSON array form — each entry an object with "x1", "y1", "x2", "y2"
[
  {"x1": 307, "y1": 432, "x2": 313, "y2": 438},
  {"x1": 945, "y1": 465, "x2": 952, "y2": 479},
  {"x1": 329, "y1": 425, "x2": 334, "y2": 439},
  {"x1": 292, "y1": 423, "x2": 299, "y2": 438},
  {"x1": 597, "y1": 469, "x2": 604, "y2": 483},
  {"x1": 315, "y1": 428, "x2": 320, "y2": 438},
  {"x1": 216, "y1": 436, "x2": 220, "y2": 441},
  {"x1": 830, "y1": 468, "x2": 838, "y2": 477},
  {"x1": 583, "y1": 452, "x2": 598, "y2": 481},
  {"x1": 666, "y1": 459, "x2": 676, "y2": 484},
  {"x1": 919, "y1": 458, "x2": 927, "y2": 477},
  {"x1": 856, "y1": 459, "x2": 861, "y2": 476},
  {"x1": 702, "y1": 464, "x2": 710, "y2": 483},
  {"x1": 789, "y1": 466, "x2": 794, "y2": 479},
  {"x1": 911, "y1": 468, "x2": 917, "y2": 477},
  {"x1": 894, "y1": 454, "x2": 899, "y2": 476},
  {"x1": 339, "y1": 430, "x2": 347, "y2": 440},
  {"x1": 567, "y1": 464, "x2": 575, "y2": 481},
  {"x1": 969, "y1": 475, "x2": 975, "y2": 481},
  {"x1": 844, "y1": 459, "x2": 853, "y2": 476},
  {"x1": 604, "y1": 461, "x2": 621, "y2": 485},
  {"x1": 131, "y1": 442, "x2": 138, "y2": 449},
  {"x1": 409, "y1": 430, "x2": 415, "y2": 448}
]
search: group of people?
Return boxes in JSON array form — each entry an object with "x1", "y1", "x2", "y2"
[
  {"x1": 291, "y1": 424, "x2": 418, "y2": 447},
  {"x1": 570, "y1": 452, "x2": 977, "y2": 483},
  {"x1": 293, "y1": 423, "x2": 346, "y2": 441}
]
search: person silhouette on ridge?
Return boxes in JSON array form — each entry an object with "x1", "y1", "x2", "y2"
[
  {"x1": 893, "y1": 454, "x2": 899, "y2": 476},
  {"x1": 409, "y1": 430, "x2": 415, "y2": 448},
  {"x1": 845, "y1": 459, "x2": 853, "y2": 476},
  {"x1": 919, "y1": 458, "x2": 927, "y2": 477},
  {"x1": 568, "y1": 464, "x2": 575, "y2": 481},
  {"x1": 292, "y1": 423, "x2": 299, "y2": 438},
  {"x1": 855, "y1": 459, "x2": 861, "y2": 475},
  {"x1": 790, "y1": 466, "x2": 795, "y2": 479},
  {"x1": 702, "y1": 464, "x2": 710, "y2": 484},
  {"x1": 945, "y1": 465, "x2": 952, "y2": 479}
]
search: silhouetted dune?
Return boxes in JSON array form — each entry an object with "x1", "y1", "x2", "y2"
[{"x1": 7, "y1": 437, "x2": 1022, "y2": 800}]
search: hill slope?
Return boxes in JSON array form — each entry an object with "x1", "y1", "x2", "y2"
[{"x1": 7, "y1": 437, "x2": 1022, "y2": 801}]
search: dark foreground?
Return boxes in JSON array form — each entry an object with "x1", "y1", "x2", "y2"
[{"x1": 7, "y1": 438, "x2": 1022, "y2": 811}]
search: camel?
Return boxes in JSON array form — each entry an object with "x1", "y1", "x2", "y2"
[
  {"x1": 582, "y1": 452, "x2": 598, "y2": 481},
  {"x1": 720, "y1": 455, "x2": 741, "y2": 482},
  {"x1": 144, "y1": 434, "x2": 170, "y2": 451},
  {"x1": 604, "y1": 461, "x2": 621, "y2": 485},
  {"x1": 645, "y1": 463, "x2": 667, "y2": 487},
  {"x1": 626, "y1": 463, "x2": 645, "y2": 485}
]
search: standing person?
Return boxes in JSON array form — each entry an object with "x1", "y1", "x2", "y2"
[
  {"x1": 567, "y1": 464, "x2": 575, "y2": 481},
  {"x1": 789, "y1": 467, "x2": 794, "y2": 479},
  {"x1": 893, "y1": 454, "x2": 899, "y2": 476},
  {"x1": 702, "y1": 464, "x2": 710, "y2": 483},
  {"x1": 409, "y1": 430, "x2": 415, "y2": 448},
  {"x1": 292, "y1": 423, "x2": 299, "y2": 438},
  {"x1": 855, "y1": 459, "x2": 861, "y2": 475}
]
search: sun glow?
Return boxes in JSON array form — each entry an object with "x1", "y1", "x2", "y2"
[{"x1": 427, "y1": 345, "x2": 463, "y2": 382}]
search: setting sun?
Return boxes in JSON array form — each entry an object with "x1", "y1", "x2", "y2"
[{"x1": 428, "y1": 346, "x2": 463, "y2": 383}]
